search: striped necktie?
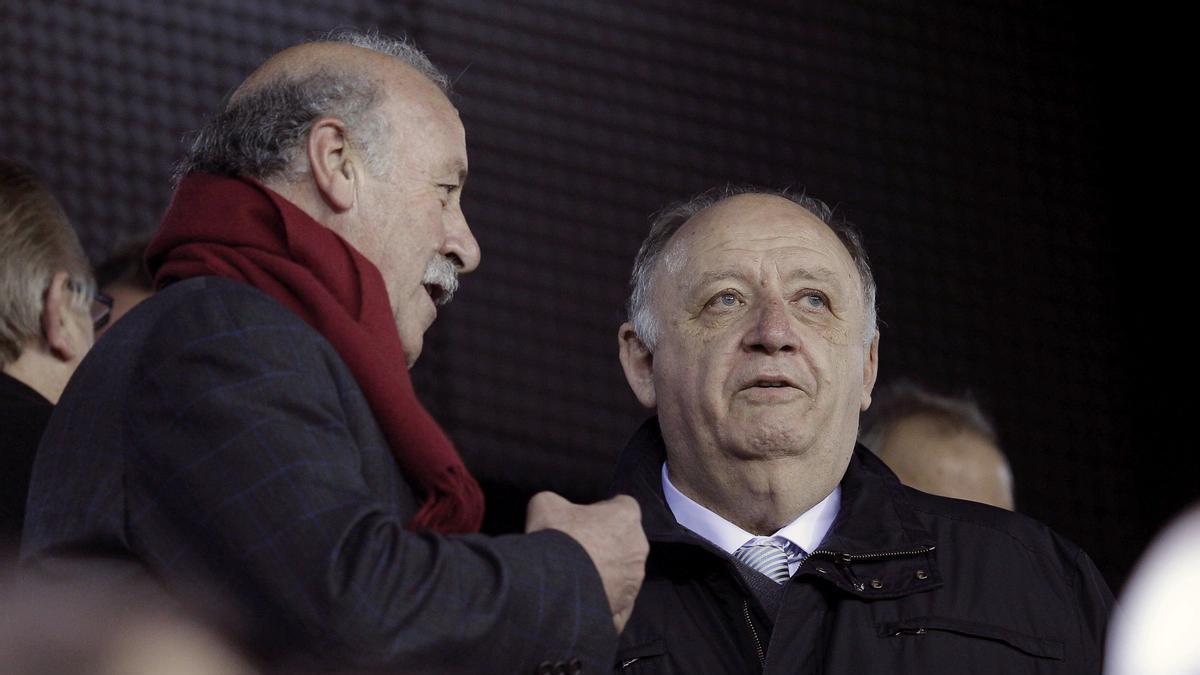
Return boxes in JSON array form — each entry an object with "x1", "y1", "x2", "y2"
[{"x1": 734, "y1": 536, "x2": 798, "y2": 584}]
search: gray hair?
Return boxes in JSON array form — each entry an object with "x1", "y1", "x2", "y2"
[
  {"x1": 176, "y1": 29, "x2": 449, "y2": 183},
  {"x1": 858, "y1": 379, "x2": 999, "y2": 454},
  {"x1": 0, "y1": 158, "x2": 93, "y2": 366},
  {"x1": 627, "y1": 186, "x2": 878, "y2": 350}
]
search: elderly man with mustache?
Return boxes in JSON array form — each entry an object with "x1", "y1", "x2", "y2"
[{"x1": 21, "y1": 31, "x2": 645, "y2": 675}]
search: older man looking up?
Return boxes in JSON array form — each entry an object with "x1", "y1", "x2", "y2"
[
  {"x1": 22, "y1": 32, "x2": 645, "y2": 674},
  {"x1": 0, "y1": 158, "x2": 105, "y2": 552},
  {"x1": 611, "y1": 188, "x2": 1110, "y2": 673}
]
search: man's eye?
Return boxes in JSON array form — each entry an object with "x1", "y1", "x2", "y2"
[
  {"x1": 799, "y1": 292, "x2": 827, "y2": 310},
  {"x1": 707, "y1": 291, "x2": 743, "y2": 310}
]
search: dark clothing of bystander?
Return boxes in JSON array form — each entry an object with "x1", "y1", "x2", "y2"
[{"x1": 0, "y1": 371, "x2": 52, "y2": 549}]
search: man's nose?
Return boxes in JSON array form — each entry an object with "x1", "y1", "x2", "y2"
[
  {"x1": 743, "y1": 297, "x2": 799, "y2": 354},
  {"x1": 443, "y1": 206, "x2": 481, "y2": 274}
]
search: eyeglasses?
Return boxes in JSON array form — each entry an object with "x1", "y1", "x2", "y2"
[
  {"x1": 90, "y1": 291, "x2": 113, "y2": 331},
  {"x1": 65, "y1": 279, "x2": 114, "y2": 331}
]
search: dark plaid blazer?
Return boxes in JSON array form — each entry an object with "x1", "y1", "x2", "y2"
[{"x1": 22, "y1": 276, "x2": 614, "y2": 674}]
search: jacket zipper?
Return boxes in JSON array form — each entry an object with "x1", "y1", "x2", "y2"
[
  {"x1": 733, "y1": 548, "x2": 935, "y2": 670},
  {"x1": 805, "y1": 544, "x2": 935, "y2": 565},
  {"x1": 743, "y1": 600, "x2": 765, "y2": 669}
]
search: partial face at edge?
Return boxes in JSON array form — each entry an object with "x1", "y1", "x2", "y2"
[{"x1": 631, "y1": 193, "x2": 878, "y2": 467}]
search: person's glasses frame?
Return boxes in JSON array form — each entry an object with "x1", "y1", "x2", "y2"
[{"x1": 64, "y1": 278, "x2": 113, "y2": 331}]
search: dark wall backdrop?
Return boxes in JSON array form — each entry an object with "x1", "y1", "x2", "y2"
[{"x1": 0, "y1": 1, "x2": 1166, "y2": 589}]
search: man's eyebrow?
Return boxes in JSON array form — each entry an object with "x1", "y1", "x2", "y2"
[
  {"x1": 691, "y1": 268, "x2": 755, "y2": 289},
  {"x1": 439, "y1": 160, "x2": 467, "y2": 185},
  {"x1": 783, "y1": 266, "x2": 841, "y2": 284}
]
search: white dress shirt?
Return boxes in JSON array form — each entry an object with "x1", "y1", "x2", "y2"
[{"x1": 662, "y1": 462, "x2": 840, "y2": 577}]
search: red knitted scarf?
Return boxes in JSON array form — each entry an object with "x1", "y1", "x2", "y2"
[{"x1": 147, "y1": 173, "x2": 484, "y2": 533}]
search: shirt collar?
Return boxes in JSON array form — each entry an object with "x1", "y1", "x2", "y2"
[{"x1": 662, "y1": 461, "x2": 840, "y2": 555}]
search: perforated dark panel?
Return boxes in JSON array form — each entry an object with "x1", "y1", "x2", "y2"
[
  {"x1": 1, "y1": 1, "x2": 1153, "y2": 587},
  {"x1": 0, "y1": 1, "x2": 370, "y2": 254}
]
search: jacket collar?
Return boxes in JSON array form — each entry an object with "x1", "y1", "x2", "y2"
[
  {"x1": 610, "y1": 417, "x2": 942, "y2": 597},
  {"x1": 609, "y1": 418, "x2": 703, "y2": 546}
]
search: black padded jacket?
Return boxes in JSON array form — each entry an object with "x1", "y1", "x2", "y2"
[{"x1": 609, "y1": 419, "x2": 1112, "y2": 674}]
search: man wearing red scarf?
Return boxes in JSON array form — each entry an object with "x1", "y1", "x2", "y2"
[{"x1": 22, "y1": 31, "x2": 646, "y2": 674}]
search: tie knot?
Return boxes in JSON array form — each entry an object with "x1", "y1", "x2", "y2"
[{"x1": 734, "y1": 536, "x2": 797, "y2": 584}]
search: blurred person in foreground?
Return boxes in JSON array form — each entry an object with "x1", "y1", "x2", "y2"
[
  {"x1": 0, "y1": 572, "x2": 256, "y2": 675},
  {"x1": 859, "y1": 379, "x2": 1014, "y2": 510},
  {"x1": 1106, "y1": 504, "x2": 1200, "y2": 675},
  {"x1": 0, "y1": 158, "x2": 105, "y2": 553},
  {"x1": 610, "y1": 187, "x2": 1111, "y2": 673},
  {"x1": 20, "y1": 30, "x2": 645, "y2": 674}
]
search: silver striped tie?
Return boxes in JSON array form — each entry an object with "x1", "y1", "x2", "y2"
[{"x1": 733, "y1": 536, "x2": 796, "y2": 584}]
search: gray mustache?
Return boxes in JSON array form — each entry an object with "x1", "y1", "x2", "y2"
[{"x1": 422, "y1": 255, "x2": 459, "y2": 306}]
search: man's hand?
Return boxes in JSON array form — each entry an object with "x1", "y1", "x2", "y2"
[{"x1": 526, "y1": 492, "x2": 648, "y2": 634}]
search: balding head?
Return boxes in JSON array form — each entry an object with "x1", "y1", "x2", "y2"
[
  {"x1": 173, "y1": 30, "x2": 479, "y2": 368},
  {"x1": 230, "y1": 37, "x2": 447, "y2": 105},
  {"x1": 861, "y1": 381, "x2": 1015, "y2": 510},
  {"x1": 178, "y1": 30, "x2": 450, "y2": 184},
  {"x1": 874, "y1": 414, "x2": 1014, "y2": 511},
  {"x1": 627, "y1": 186, "x2": 877, "y2": 352}
]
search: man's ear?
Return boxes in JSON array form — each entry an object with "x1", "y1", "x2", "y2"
[
  {"x1": 860, "y1": 329, "x2": 880, "y2": 411},
  {"x1": 307, "y1": 116, "x2": 358, "y2": 213},
  {"x1": 42, "y1": 271, "x2": 83, "y2": 363},
  {"x1": 618, "y1": 322, "x2": 656, "y2": 409}
]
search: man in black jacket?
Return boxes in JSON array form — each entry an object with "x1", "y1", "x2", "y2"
[{"x1": 612, "y1": 187, "x2": 1111, "y2": 673}]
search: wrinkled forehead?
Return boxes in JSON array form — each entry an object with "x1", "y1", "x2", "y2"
[
  {"x1": 384, "y1": 94, "x2": 466, "y2": 144},
  {"x1": 365, "y1": 57, "x2": 459, "y2": 126},
  {"x1": 374, "y1": 69, "x2": 468, "y2": 173},
  {"x1": 662, "y1": 194, "x2": 860, "y2": 288},
  {"x1": 383, "y1": 68, "x2": 461, "y2": 120}
]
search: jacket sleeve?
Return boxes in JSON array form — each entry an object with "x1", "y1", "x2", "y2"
[{"x1": 123, "y1": 286, "x2": 616, "y2": 673}]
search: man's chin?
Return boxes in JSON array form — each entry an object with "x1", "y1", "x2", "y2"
[
  {"x1": 723, "y1": 418, "x2": 814, "y2": 460},
  {"x1": 398, "y1": 330, "x2": 423, "y2": 369},
  {"x1": 404, "y1": 346, "x2": 421, "y2": 369},
  {"x1": 393, "y1": 308, "x2": 429, "y2": 369}
]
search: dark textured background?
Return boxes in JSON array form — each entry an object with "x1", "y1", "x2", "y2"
[{"x1": 0, "y1": 1, "x2": 1167, "y2": 590}]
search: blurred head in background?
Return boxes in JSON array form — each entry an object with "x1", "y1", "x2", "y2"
[
  {"x1": 860, "y1": 379, "x2": 1014, "y2": 511},
  {"x1": 0, "y1": 157, "x2": 101, "y2": 403}
]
